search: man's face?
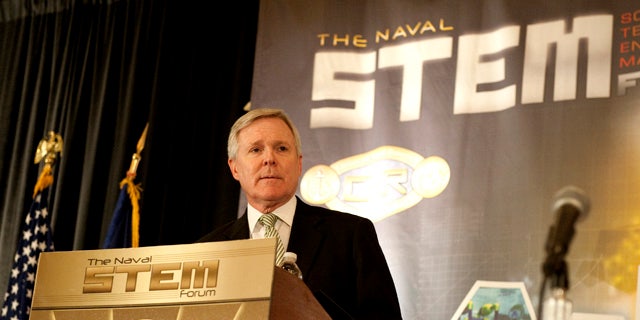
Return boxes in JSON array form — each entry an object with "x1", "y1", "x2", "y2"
[{"x1": 228, "y1": 117, "x2": 302, "y2": 211}]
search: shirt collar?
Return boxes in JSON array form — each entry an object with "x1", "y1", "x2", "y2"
[{"x1": 248, "y1": 196, "x2": 297, "y2": 230}]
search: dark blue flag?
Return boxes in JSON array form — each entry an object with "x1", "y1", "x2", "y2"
[
  {"x1": 1, "y1": 187, "x2": 54, "y2": 320},
  {"x1": 103, "y1": 183, "x2": 133, "y2": 248}
]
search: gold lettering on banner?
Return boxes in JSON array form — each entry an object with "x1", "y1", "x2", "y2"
[
  {"x1": 317, "y1": 18, "x2": 453, "y2": 48},
  {"x1": 317, "y1": 33, "x2": 368, "y2": 48}
]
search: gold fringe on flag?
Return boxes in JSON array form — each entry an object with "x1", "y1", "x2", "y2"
[
  {"x1": 119, "y1": 176, "x2": 142, "y2": 247},
  {"x1": 33, "y1": 165, "x2": 54, "y2": 198},
  {"x1": 122, "y1": 123, "x2": 148, "y2": 248}
]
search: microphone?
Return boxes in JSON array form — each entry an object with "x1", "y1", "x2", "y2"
[{"x1": 543, "y1": 186, "x2": 590, "y2": 279}]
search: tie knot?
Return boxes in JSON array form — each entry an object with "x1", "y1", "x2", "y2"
[{"x1": 259, "y1": 213, "x2": 278, "y2": 227}]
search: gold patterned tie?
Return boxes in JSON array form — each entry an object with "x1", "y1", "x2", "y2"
[{"x1": 259, "y1": 213, "x2": 285, "y2": 266}]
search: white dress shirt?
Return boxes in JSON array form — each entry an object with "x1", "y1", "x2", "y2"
[{"x1": 248, "y1": 196, "x2": 296, "y2": 251}]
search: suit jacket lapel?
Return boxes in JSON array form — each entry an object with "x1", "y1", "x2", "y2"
[
  {"x1": 288, "y1": 198, "x2": 326, "y2": 276},
  {"x1": 223, "y1": 213, "x2": 250, "y2": 240}
]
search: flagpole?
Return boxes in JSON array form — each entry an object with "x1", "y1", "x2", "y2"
[
  {"x1": 103, "y1": 123, "x2": 148, "y2": 249},
  {"x1": 125, "y1": 123, "x2": 148, "y2": 248}
]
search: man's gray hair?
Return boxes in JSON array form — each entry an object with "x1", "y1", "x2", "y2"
[{"x1": 227, "y1": 108, "x2": 302, "y2": 160}]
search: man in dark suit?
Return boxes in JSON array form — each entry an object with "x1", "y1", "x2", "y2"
[{"x1": 198, "y1": 108, "x2": 402, "y2": 319}]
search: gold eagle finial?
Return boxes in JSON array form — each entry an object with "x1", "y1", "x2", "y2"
[{"x1": 34, "y1": 131, "x2": 63, "y2": 165}]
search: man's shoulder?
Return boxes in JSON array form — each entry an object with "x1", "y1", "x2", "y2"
[
  {"x1": 195, "y1": 216, "x2": 246, "y2": 243},
  {"x1": 296, "y1": 197, "x2": 372, "y2": 224}
]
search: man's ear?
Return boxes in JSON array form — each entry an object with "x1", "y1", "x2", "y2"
[{"x1": 228, "y1": 158, "x2": 240, "y2": 180}]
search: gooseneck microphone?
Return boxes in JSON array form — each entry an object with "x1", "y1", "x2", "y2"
[{"x1": 542, "y1": 185, "x2": 590, "y2": 284}]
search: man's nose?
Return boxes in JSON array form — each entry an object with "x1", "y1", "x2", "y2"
[{"x1": 263, "y1": 149, "x2": 276, "y2": 165}]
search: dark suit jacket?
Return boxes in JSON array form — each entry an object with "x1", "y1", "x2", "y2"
[{"x1": 197, "y1": 197, "x2": 403, "y2": 320}]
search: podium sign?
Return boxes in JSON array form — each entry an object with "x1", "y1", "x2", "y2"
[{"x1": 30, "y1": 238, "x2": 278, "y2": 320}]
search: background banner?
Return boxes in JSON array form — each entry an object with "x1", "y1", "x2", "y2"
[{"x1": 252, "y1": 1, "x2": 640, "y2": 319}]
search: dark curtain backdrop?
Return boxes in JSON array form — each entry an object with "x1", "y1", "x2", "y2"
[{"x1": 0, "y1": 0, "x2": 258, "y2": 289}]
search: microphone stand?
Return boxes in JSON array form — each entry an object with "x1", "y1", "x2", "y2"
[
  {"x1": 539, "y1": 186, "x2": 588, "y2": 320},
  {"x1": 541, "y1": 254, "x2": 572, "y2": 320}
]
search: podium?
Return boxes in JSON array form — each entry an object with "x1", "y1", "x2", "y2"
[
  {"x1": 30, "y1": 238, "x2": 330, "y2": 319},
  {"x1": 270, "y1": 266, "x2": 330, "y2": 319}
]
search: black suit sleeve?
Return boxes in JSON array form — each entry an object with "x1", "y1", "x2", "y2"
[{"x1": 351, "y1": 216, "x2": 402, "y2": 319}]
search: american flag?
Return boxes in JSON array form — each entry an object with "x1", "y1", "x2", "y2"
[{"x1": 1, "y1": 187, "x2": 54, "y2": 320}]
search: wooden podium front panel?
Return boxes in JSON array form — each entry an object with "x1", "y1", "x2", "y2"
[{"x1": 31, "y1": 239, "x2": 277, "y2": 319}]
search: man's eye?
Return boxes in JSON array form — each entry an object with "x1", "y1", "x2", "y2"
[
  {"x1": 278, "y1": 146, "x2": 288, "y2": 152},
  {"x1": 250, "y1": 148, "x2": 261, "y2": 153}
]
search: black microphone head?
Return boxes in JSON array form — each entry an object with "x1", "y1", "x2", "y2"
[{"x1": 552, "y1": 185, "x2": 590, "y2": 222}]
